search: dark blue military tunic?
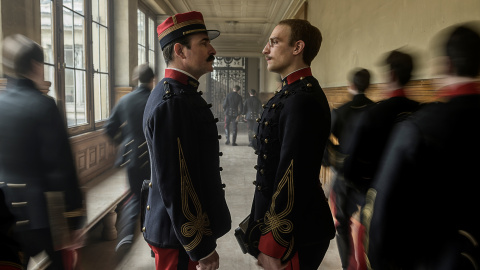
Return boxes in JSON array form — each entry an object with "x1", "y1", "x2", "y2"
[
  {"x1": 142, "y1": 69, "x2": 231, "y2": 261},
  {"x1": 246, "y1": 67, "x2": 335, "y2": 263}
]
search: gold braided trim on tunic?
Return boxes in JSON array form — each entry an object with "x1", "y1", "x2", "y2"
[{"x1": 177, "y1": 138, "x2": 212, "y2": 251}]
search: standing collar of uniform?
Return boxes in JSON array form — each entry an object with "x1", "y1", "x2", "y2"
[
  {"x1": 437, "y1": 82, "x2": 480, "y2": 98},
  {"x1": 165, "y1": 68, "x2": 200, "y2": 88},
  {"x1": 281, "y1": 67, "x2": 312, "y2": 87},
  {"x1": 388, "y1": 88, "x2": 406, "y2": 98}
]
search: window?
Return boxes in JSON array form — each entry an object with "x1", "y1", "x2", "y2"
[
  {"x1": 39, "y1": 0, "x2": 111, "y2": 134},
  {"x1": 137, "y1": 6, "x2": 156, "y2": 69}
]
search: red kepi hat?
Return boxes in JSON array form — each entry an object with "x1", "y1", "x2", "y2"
[{"x1": 157, "y1": 11, "x2": 220, "y2": 51}]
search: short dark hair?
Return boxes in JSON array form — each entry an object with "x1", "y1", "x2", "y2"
[
  {"x1": 249, "y1": 89, "x2": 256, "y2": 95},
  {"x1": 2, "y1": 34, "x2": 44, "y2": 77},
  {"x1": 134, "y1": 64, "x2": 155, "y2": 84},
  {"x1": 162, "y1": 35, "x2": 192, "y2": 66},
  {"x1": 350, "y1": 68, "x2": 371, "y2": 93},
  {"x1": 384, "y1": 50, "x2": 413, "y2": 86},
  {"x1": 278, "y1": 19, "x2": 322, "y2": 66},
  {"x1": 445, "y1": 25, "x2": 480, "y2": 77},
  {"x1": 233, "y1": 85, "x2": 240, "y2": 91}
]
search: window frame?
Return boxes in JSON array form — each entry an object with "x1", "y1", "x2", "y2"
[{"x1": 137, "y1": 2, "x2": 157, "y2": 69}]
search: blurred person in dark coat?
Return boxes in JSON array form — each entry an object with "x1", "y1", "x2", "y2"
[
  {"x1": 243, "y1": 88, "x2": 263, "y2": 148},
  {"x1": 0, "y1": 34, "x2": 85, "y2": 269},
  {"x1": 329, "y1": 68, "x2": 374, "y2": 270},
  {"x1": 142, "y1": 11, "x2": 231, "y2": 270},
  {"x1": 364, "y1": 23, "x2": 480, "y2": 270},
  {"x1": 245, "y1": 19, "x2": 335, "y2": 270},
  {"x1": 223, "y1": 85, "x2": 243, "y2": 146},
  {"x1": 104, "y1": 63, "x2": 154, "y2": 253}
]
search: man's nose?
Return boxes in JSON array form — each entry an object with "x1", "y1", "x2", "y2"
[{"x1": 262, "y1": 43, "x2": 269, "y2": 54}]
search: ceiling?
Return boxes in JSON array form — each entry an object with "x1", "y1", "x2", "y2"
[{"x1": 145, "y1": 0, "x2": 306, "y2": 57}]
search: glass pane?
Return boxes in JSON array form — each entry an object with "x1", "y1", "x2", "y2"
[
  {"x1": 99, "y1": 26, "x2": 108, "y2": 72},
  {"x1": 73, "y1": 0, "x2": 84, "y2": 15},
  {"x1": 92, "y1": 23, "x2": 100, "y2": 72},
  {"x1": 149, "y1": 50, "x2": 155, "y2": 70},
  {"x1": 65, "y1": 68, "x2": 75, "y2": 126},
  {"x1": 138, "y1": 10, "x2": 145, "y2": 45},
  {"x1": 63, "y1": 8, "x2": 74, "y2": 67},
  {"x1": 40, "y1": 0, "x2": 54, "y2": 64},
  {"x1": 99, "y1": 0, "x2": 108, "y2": 26},
  {"x1": 44, "y1": 64, "x2": 56, "y2": 101},
  {"x1": 92, "y1": 0, "x2": 99, "y2": 23},
  {"x1": 138, "y1": 46, "x2": 146, "y2": 65},
  {"x1": 75, "y1": 70, "x2": 87, "y2": 125},
  {"x1": 93, "y1": 74, "x2": 101, "y2": 121},
  {"x1": 101, "y1": 74, "x2": 109, "y2": 120},
  {"x1": 63, "y1": 0, "x2": 73, "y2": 10},
  {"x1": 74, "y1": 14, "x2": 85, "y2": 69},
  {"x1": 149, "y1": 18, "x2": 155, "y2": 50}
]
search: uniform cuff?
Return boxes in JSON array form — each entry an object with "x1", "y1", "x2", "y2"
[
  {"x1": 199, "y1": 249, "x2": 216, "y2": 261},
  {"x1": 258, "y1": 232, "x2": 287, "y2": 259}
]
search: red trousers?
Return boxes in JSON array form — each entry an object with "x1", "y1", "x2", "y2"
[{"x1": 148, "y1": 244, "x2": 197, "y2": 270}]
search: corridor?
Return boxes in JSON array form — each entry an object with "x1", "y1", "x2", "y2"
[{"x1": 78, "y1": 123, "x2": 342, "y2": 269}]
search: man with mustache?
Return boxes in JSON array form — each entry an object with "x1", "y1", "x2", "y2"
[
  {"x1": 244, "y1": 19, "x2": 335, "y2": 269},
  {"x1": 142, "y1": 11, "x2": 231, "y2": 270}
]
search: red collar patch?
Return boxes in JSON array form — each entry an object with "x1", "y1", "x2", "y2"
[
  {"x1": 389, "y1": 88, "x2": 406, "y2": 98},
  {"x1": 437, "y1": 82, "x2": 480, "y2": 98},
  {"x1": 164, "y1": 69, "x2": 199, "y2": 87},
  {"x1": 283, "y1": 67, "x2": 312, "y2": 86}
]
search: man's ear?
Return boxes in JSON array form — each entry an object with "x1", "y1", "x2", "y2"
[
  {"x1": 174, "y1": 43, "x2": 186, "y2": 59},
  {"x1": 293, "y1": 40, "x2": 305, "y2": 56}
]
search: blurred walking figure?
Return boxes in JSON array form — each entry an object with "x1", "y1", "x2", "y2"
[
  {"x1": 328, "y1": 68, "x2": 373, "y2": 270},
  {"x1": 243, "y1": 88, "x2": 262, "y2": 148},
  {"x1": 0, "y1": 34, "x2": 85, "y2": 269},
  {"x1": 223, "y1": 85, "x2": 243, "y2": 146},
  {"x1": 104, "y1": 64, "x2": 154, "y2": 254},
  {"x1": 365, "y1": 23, "x2": 480, "y2": 270}
]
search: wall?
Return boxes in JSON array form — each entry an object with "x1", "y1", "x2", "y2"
[{"x1": 307, "y1": 0, "x2": 480, "y2": 88}]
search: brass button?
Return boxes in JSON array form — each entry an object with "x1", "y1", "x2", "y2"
[
  {"x1": 254, "y1": 165, "x2": 259, "y2": 170},
  {"x1": 274, "y1": 90, "x2": 279, "y2": 94},
  {"x1": 285, "y1": 91, "x2": 289, "y2": 95},
  {"x1": 271, "y1": 104, "x2": 276, "y2": 108},
  {"x1": 300, "y1": 77, "x2": 305, "y2": 80},
  {"x1": 252, "y1": 181, "x2": 257, "y2": 185},
  {"x1": 307, "y1": 83, "x2": 312, "y2": 87},
  {"x1": 257, "y1": 186, "x2": 262, "y2": 191},
  {"x1": 219, "y1": 152, "x2": 223, "y2": 156},
  {"x1": 164, "y1": 81, "x2": 168, "y2": 84},
  {"x1": 262, "y1": 104, "x2": 266, "y2": 109},
  {"x1": 264, "y1": 138, "x2": 269, "y2": 144},
  {"x1": 147, "y1": 205, "x2": 150, "y2": 210},
  {"x1": 264, "y1": 121, "x2": 269, "y2": 126},
  {"x1": 149, "y1": 182, "x2": 152, "y2": 188},
  {"x1": 253, "y1": 134, "x2": 257, "y2": 139},
  {"x1": 166, "y1": 90, "x2": 170, "y2": 94},
  {"x1": 256, "y1": 118, "x2": 260, "y2": 123},
  {"x1": 263, "y1": 154, "x2": 267, "y2": 160},
  {"x1": 142, "y1": 227, "x2": 146, "y2": 232},
  {"x1": 260, "y1": 169, "x2": 265, "y2": 175}
]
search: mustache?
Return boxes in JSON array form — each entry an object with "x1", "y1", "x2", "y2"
[{"x1": 207, "y1": 55, "x2": 215, "y2": 62}]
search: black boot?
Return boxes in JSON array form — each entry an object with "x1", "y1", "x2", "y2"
[
  {"x1": 336, "y1": 233, "x2": 351, "y2": 269},
  {"x1": 225, "y1": 129, "x2": 230, "y2": 145}
]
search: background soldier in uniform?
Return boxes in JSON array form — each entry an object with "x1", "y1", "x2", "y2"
[
  {"x1": 245, "y1": 19, "x2": 335, "y2": 269},
  {"x1": 243, "y1": 88, "x2": 263, "y2": 148},
  {"x1": 223, "y1": 85, "x2": 243, "y2": 146},
  {"x1": 142, "y1": 11, "x2": 231, "y2": 270},
  {"x1": 0, "y1": 34, "x2": 85, "y2": 270},
  {"x1": 365, "y1": 23, "x2": 480, "y2": 270},
  {"x1": 104, "y1": 64, "x2": 154, "y2": 253}
]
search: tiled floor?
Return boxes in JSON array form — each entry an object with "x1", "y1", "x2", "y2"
[{"x1": 78, "y1": 125, "x2": 342, "y2": 269}]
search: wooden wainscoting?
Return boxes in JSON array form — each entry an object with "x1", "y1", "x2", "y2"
[
  {"x1": 114, "y1": 86, "x2": 133, "y2": 104},
  {"x1": 70, "y1": 130, "x2": 117, "y2": 187},
  {"x1": 0, "y1": 78, "x2": 7, "y2": 91}
]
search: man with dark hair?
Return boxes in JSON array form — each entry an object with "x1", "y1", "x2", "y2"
[
  {"x1": 328, "y1": 68, "x2": 374, "y2": 270},
  {"x1": 243, "y1": 88, "x2": 262, "y2": 148},
  {"x1": 244, "y1": 19, "x2": 335, "y2": 269},
  {"x1": 365, "y1": 23, "x2": 480, "y2": 269},
  {"x1": 0, "y1": 34, "x2": 85, "y2": 269},
  {"x1": 223, "y1": 85, "x2": 243, "y2": 146},
  {"x1": 104, "y1": 63, "x2": 155, "y2": 253},
  {"x1": 143, "y1": 11, "x2": 231, "y2": 270}
]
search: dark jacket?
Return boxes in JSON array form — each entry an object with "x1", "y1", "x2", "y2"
[
  {"x1": 343, "y1": 90, "x2": 419, "y2": 193},
  {"x1": 243, "y1": 95, "x2": 263, "y2": 120},
  {"x1": 104, "y1": 84, "x2": 151, "y2": 193},
  {"x1": 0, "y1": 79, "x2": 84, "y2": 233},
  {"x1": 223, "y1": 91, "x2": 243, "y2": 117},
  {"x1": 247, "y1": 68, "x2": 335, "y2": 263},
  {"x1": 366, "y1": 82, "x2": 480, "y2": 269},
  {"x1": 0, "y1": 184, "x2": 22, "y2": 269},
  {"x1": 142, "y1": 69, "x2": 231, "y2": 261}
]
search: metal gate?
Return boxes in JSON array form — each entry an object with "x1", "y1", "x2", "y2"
[{"x1": 206, "y1": 57, "x2": 247, "y2": 120}]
